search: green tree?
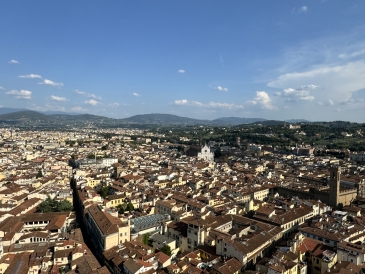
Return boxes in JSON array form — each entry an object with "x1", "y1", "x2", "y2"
[
  {"x1": 98, "y1": 186, "x2": 110, "y2": 199},
  {"x1": 67, "y1": 141, "x2": 75, "y2": 147},
  {"x1": 37, "y1": 197, "x2": 53, "y2": 213},
  {"x1": 126, "y1": 202, "x2": 134, "y2": 212},
  {"x1": 37, "y1": 201, "x2": 52, "y2": 213},
  {"x1": 142, "y1": 233, "x2": 150, "y2": 245},
  {"x1": 214, "y1": 147, "x2": 222, "y2": 158},
  {"x1": 37, "y1": 197, "x2": 73, "y2": 213},
  {"x1": 36, "y1": 169, "x2": 43, "y2": 178},
  {"x1": 57, "y1": 200, "x2": 73, "y2": 212},
  {"x1": 87, "y1": 153, "x2": 96, "y2": 159},
  {"x1": 116, "y1": 204, "x2": 125, "y2": 214},
  {"x1": 160, "y1": 245, "x2": 172, "y2": 256}
]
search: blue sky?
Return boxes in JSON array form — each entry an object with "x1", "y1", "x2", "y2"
[{"x1": 1, "y1": 1, "x2": 365, "y2": 122}]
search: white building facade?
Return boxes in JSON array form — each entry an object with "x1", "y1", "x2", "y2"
[{"x1": 197, "y1": 144, "x2": 214, "y2": 162}]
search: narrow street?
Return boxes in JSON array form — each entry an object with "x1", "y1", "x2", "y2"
[{"x1": 70, "y1": 178, "x2": 105, "y2": 265}]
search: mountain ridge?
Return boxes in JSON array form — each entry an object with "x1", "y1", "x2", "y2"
[{"x1": 0, "y1": 108, "x2": 310, "y2": 126}]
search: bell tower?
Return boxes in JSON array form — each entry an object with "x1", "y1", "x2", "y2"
[{"x1": 329, "y1": 166, "x2": 341, "y2": 208}]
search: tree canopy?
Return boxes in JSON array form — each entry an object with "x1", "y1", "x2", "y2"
[
  {"x1": 142, "y1": 233, "x2": 150, "y2": 246},
  {"x1": 160, "y1": 245, "x2": 172, "y2": 256},
  {"x1": 115, "y1": 202, "x2": 134, "y2": 214},
  {"x1": 98, "y1": 186, "x2": 110, "y2": 199},
  {"x1": 37, "y1": 197, "x2": 73, "y2": 213}
]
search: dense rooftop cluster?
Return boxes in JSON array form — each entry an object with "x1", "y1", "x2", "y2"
[{"x1": 1, "y1": 127, "x2": 365, "y2": 274}]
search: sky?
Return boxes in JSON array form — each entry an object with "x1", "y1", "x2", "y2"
[{"x1": 1, "y1": 1, "x2": 365, "y2": 122}]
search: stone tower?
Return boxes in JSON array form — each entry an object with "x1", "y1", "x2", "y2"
[{"x1": 329, "y1": 166, "x2": 341, "y2": 208}]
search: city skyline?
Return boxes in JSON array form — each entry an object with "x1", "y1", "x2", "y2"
[{"x1": 1, "y1": 1, "x2": 365, "y2": 122}]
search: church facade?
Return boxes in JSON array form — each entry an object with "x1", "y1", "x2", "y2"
[{"x1": 197, "y1": 144, "x2": 214, "y2": 162}]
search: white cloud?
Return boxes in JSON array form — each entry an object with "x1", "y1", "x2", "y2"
[
  {"x1": 51, "y1": 95, "x2": 67, "y2": 102},
  {"x1": 84, "y1": 99, "x2": 100, "y2": 106},
  {"x1": 18, "y1": 74, "x2": 42, "y2": 79},
  {"x1": 39, "y1": 79, "x2": 64, "y2": 87},
  {"x1": 133, "y1": 92, "x2": 141, "y2": 97},
  {"x1": 109, "y1": 103, "x2": 120, "y2": 107},
  {"x1": 318, "y1": 99, "x2": 335, "y2": 106},
  {"x1": 178, "y1": 69, "x2": 185, "y2": 74},
  {"x1": 275, "y1": 85, "x2": 318, "y2": 102},
  {"x1": 0, "y1": 86, "x2": 4, "y2": 90},
  {"x1": 174, "y1": 99, "x2": 199, "y2": 106},
  {"x1": 8, "y1": 60, "x2": 19, "y2": 64},
  {"x1": 75, "y1": 90, "x2": 101, "y2": 100},
  {"x1": 214, "y1": 86, "x2": 228, "y2": 92},
  {"x1": 268, "y1": 61, "x2": 365, "y2": 102},
  {"x1": 246, "y1": 91, "x2": 276, "y2": 110},
  {"x1": 272, "y1": 26, "x2": 365, "y2": 77},
  {"x1": 340, "y1": 98, "x2": 364, "y2": 105},
  {"x1": 301, "y1": 84, "x2": 319, "y2": 90},
  {"x1": 6, "y1": 89, "x2": 32, "y2": 99},
  {"x1": 72, "y1": 106, "x2": 87, "y2": 112},
  {"x1": 283, "y1": 88, "x2": 310, "y2": 97},
  {"x1": 207, "y1": 102, "x2": 243, "y2": 109},
  {"x1": 298, "y1": 6, "x2": 308, "y2": 13},
  {"x1": 338, "y1": 49, "x2": 365, "y2": 59},
  {"x1": 174, "y1": 94, "x2": 277, "y2": 111},
  {"x1": 174, "y1": 99, "x2": 242, "y2": 109},
  {"x1": 297, "y1": 96, "x2": 315, "y2": 101}
]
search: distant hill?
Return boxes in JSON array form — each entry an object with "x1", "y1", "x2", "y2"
[
  {"x1": 211, "y1": 117, "x2": 267, "y2": 125},
  {"x1": 42, "y1": 110, "x2": 82, "y2": 115},
  {"x1": 50, "y1": 113, "x2": 110, "y2": 120},
  {"x1": 250, "y1": 120, "x2": 286, "y2": 126},
  {"x1": 0, "y1": 107, "x2": 26, "y2": 115},
  {"x1": 120, "y1": 114, "x2": 270, "y2": 126},
  {"x1": 0, "y1": 110, "x2": 119, "y2": 127},
  {"x1": 120, "y1": 113, "x2": 210, "y2": 125},
  {"x1": 0, "y1": 110, "x2": 51, "y2": 121},
  {"x1": 0, "y1": 110, "x2": 316, "y2": 128},
  {"x1": 285, "y1": 119, "x2": 310, "y2": 123},
  {"x1": 0, "y1": 108, "x2": 82, "y2": 116}
]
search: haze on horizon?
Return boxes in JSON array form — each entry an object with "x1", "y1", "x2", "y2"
[{"x1": 1, "y1": 1, "x2": 365, "y2": 122}]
